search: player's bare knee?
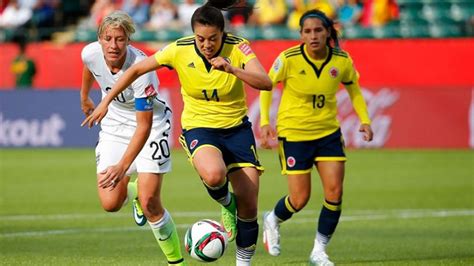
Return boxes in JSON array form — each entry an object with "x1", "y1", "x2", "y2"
[
  {"x1": 101, "y1": 201, "x2": 122, "y2": 212},
  {"x1": 325, "y1": 187, "x2": 343, "y2": 202},
  {"x1": 292, "y1": 196, "x2": 310, "y2": 210},
  {"x1": 201, "y1": 168, "x2": 226, "y2": 187}
]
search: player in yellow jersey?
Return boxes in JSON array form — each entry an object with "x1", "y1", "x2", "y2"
[
  {"x1": 259, "y1": 10, "x2": 374, "y2": 266},
  {"x1": 82, "y1": 1, "x2": 272, "y2": 265}
]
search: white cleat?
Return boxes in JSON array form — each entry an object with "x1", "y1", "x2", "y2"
[
  {"x1": 262, "y1": 212, "x2": 281, "y2": 256},
  {"x1": 309, "y1": 250, "x2": 334, "y2": 266}
]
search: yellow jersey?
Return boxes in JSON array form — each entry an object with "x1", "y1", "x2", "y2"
[
  {"x1": 154, "y1": 34, "x2": 257, "y2": 130},
  {"x1": 260, "y1": 44, "x2": 371, "y2": 141}
]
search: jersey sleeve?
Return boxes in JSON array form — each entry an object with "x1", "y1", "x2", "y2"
[
  {"x1": 81, "y1": 44, "x2": 94, "y2": 68},
  {"x1": 260, "y1": 53, "x2": 286, "y2": 127},
  {"x1": 343, "y1": 56, "x2": 371, "y2": 125},
  {"x1": 131, "y1": 71, "x2": 159, "y2": 111},
  {"x1": 154, "y1": 42, "x2": 177, "y2": 69},
  {"x1": 268, "y1": 53, "x2": 287, "y2": 87},
  {"x1": 236, "y1": 40, "x2": 257, "y2": 65}
]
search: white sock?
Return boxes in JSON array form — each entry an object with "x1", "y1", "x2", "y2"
[
  {"x1": 236, "y1": 246, "x2": 254, "y2": 266},
  {"x1": 266, "y1": 210, "x2": 280, "y2": 227},
  {"x1": 312, "y1": 233, "x2": 329, "y2": 253}
]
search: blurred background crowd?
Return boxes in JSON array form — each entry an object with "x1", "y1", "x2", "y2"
[{"x1": 0, "y1": 0, "x2": 473, "y2": 43}]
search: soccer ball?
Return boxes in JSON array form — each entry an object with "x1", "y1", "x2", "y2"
[{"x1": 184, "y1": 219, "x2": 228, "y2": 262}]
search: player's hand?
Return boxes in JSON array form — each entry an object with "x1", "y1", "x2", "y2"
[
  {"x1": 260, "y1": 124, "x2": 276, "y2": 149},
  {"x1": 359, "y1": 123, "x2": 374, "y2": 142},
  {"x1": 81, "y1": 102, "x2": 108, "y2": 128},
  {"x1": 81, "y1": 97, "x2": 95, "y2": 116},
  {"x1": 98, "y1": 164, "x2": 126, "y2": 191},
  {"x1": 210, "y1": 57, "x2": 234, "y2": 74}
]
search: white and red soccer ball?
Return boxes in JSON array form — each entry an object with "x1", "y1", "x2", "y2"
[{"x1": 184, "y1": 219, "x2": 229, "y2": 262}]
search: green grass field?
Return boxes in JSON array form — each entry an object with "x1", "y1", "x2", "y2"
[{"x1": 0, "y1": 149, "x2": 473, "y2": 265}]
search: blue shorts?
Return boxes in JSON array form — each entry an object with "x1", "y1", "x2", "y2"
[
  {"x1": 278, "y1": 128, "x2": 346, "y2": 175},
  {"x1": 179, "y1": 117, "x2": 263, "y2": 173}
]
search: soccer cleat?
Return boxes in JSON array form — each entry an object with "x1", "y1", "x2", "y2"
[
  {"x1": 221, "y1": 193, "x2": 237, "y2": 242},
  {"x1": 309, "y1": 250, "x2": 335, "y2": 266},
  {"x1": 262, "y1": 211, "x2": 281, "y2": 256},
  {"x1": 132, "y1": 198, "x2": 147, "y2": 226}
]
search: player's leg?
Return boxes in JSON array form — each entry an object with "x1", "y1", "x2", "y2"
[
  {"x1": 228, "y1": 167, "x2": 260, "y2": 266},
  {"x1": 263, "y1": 172, "x2": 311, "y2": 256},
  {"x1": 95, "y1": 138, "x2": 132, "y2": 212},
  {"x1": 309, "y1": 161, "x2": 343, "y2": 266},
  {"x1": 309, "y1": 129, "x2": 346, "y2": 266},
  {"x1": 263, "y1": 138, "x2": 315, "y2": 256},
  {"x1": 138, "y1": 172, "x2": 185, "y2": 266},
  {"x1": 180, "y1": 129, "x2": 236, "y2": 241},
  {"x1": 223, "y1": 119, "x2": 263, "y2": 265},
  {"x1": 191, "y1": 146, "x2": 236, "y2": 240},
  {"x1": 96, "y1": 174, "x2": 130, "y2": 211}
]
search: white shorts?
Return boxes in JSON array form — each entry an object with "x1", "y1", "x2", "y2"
[{"x1": 95, "y1": 125, "x2": 172, "y2": 175}]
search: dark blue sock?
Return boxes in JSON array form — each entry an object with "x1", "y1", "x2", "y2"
[
  {"x1": 202, "y1": 178, "x2": 229, "y2": 203},
  {"x1": 274, "y1": 195, "x2": 298, "y2": 221},
  {"x1": 236, "y1": 218, "x2": 258, "y2": 249},
  {"x1": 317, "y1": 200, "x2": 342, "y2": 240}
]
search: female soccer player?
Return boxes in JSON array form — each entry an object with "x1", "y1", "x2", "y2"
[
  {"x1": 80, "y1": 11, "x2": 185, "y2": 265},
  {"x1": 82, "y1": 1, "x2": 272, "y2": 265},
  {"x1": 259, "y1": 9, "x2": 374, "y2": 266}
]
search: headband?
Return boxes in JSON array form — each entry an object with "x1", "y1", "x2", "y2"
[{"x1": 299, "y1": 13, "x2": 330, "y2": 28}]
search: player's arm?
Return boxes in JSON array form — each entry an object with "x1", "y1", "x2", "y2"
[
  {"x1": 80, "y1": 66, "x2": 96, "y2": 116},
  {"x1": 259, "y1": 54, "x2": 286, "y2": 148},
  {"x1": 209, "y1": 57, "x2": 272, "y2": 91},
  {"x1": 344, "y1": 81, "x2": 373, "y2": 142},
  {"x1": 259, "y1": 89, "x2": 275, "y2": 149},
  {"x1": 98, "y1": 107, "x2": 152, "y2": 189},
  {"x1": 81, "y1": 56, "x2": 161, "y2": 128}
]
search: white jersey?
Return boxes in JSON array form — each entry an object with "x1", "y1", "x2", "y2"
[{"x1": 81, "y1": 42, "x2": 171, "y2": 134}]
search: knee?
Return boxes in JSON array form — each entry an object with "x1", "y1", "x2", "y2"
[
  {"x1": 201, "y1": 167, "x2": 226, "y2": 187},
  {"x1": 290, "y1": 194, "x2": 310, "y2": 211},
  {"x1": 101, "y1": 201, "x2": 122, "y2": 212},
  {"x1": 325, "y1": 186, "x2": 343, "y2": 202}
]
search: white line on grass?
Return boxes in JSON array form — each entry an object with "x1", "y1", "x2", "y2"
[{"x1": 1, "y1": 209, "x2": 473, "y2": 238}]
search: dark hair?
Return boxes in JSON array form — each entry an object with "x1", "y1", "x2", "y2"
[
  {"x1": 191, "y1": 0, "x2": 238, "y2": 32},
  {"x1": 299, "y1": 9, "x2": 339, "y2": 48}
]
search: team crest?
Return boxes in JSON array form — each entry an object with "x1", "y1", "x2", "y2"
[
  {"x1": 329, "y1": 67, "x2": 339, "y2": 78},
  {"x1": 190, "y1": 139, "x2": 199, "y2": 150},
  {"x1": 287, "y1": 156, "x2": 296, "y2": 168}
]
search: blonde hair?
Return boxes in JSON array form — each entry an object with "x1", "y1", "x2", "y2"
[{"x1": 97, "y1": 11, "x2": 136, "y2": 39}]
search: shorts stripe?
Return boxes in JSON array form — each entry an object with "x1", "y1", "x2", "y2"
[
  {"x1": 227, "y1": 162, "x2": 264, "y2": 172},
  {"x1": 278, "y1": 140, "x2": 287, "y2": 174},
  {"x1": 315, "y1": 156, "x2": 347, "y2": 162},
  {"x1": 284, "y1": 169, "x2": 312, "y2": 175},
  {"x1": 193, "y1": 144, "x2": 221, "y2": 158},
  {"x1": 178, "y1": 135, "x2": 192, "y2": 159}
]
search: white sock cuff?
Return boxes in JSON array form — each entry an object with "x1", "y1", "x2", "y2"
[{"x1": 148, "y1": 209, "x2": 171, "y2": 229}]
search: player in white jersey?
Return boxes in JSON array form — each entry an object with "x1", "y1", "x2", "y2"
[{"x1": 79, "y1": 11, "x2": 185, "y2": 265}]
